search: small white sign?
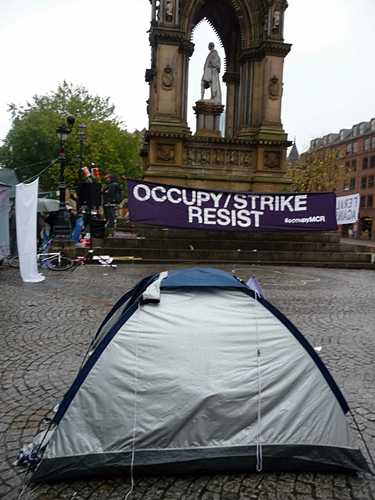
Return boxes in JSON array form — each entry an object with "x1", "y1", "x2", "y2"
[{"x1": 336, "y1": 194, "x2": 360, "y2": 225}]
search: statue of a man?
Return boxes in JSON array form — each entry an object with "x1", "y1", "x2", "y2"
[
  {"x1": 271, "y1": 0, "x2": 284, "y2": 33},
  {"x1": 201, "y1": 42, "x2": 222, "y2": 105},
  {"x1": 272, "y1": 9, "x2": 281, "y2": 31},
  {"x1": 165, "y1": 0, "x2": 174, "y2": 22}
]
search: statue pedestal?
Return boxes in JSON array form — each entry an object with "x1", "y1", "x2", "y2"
[{"x1": 193, "y1": 100, "x2": 224, "y2": 138}]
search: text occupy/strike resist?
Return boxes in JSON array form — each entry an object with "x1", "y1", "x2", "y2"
[{"x1": 132, "y1": 184, "x2": 313, "y2": 228}]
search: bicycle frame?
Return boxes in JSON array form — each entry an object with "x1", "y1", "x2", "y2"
[
  {"x1": 7, "y1": 250, "x2": 74, "y2": 271},
  {"x1": 38, "y1": 252, "x2": 62, "y2": 266}
]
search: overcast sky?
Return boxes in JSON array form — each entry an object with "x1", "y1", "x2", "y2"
[{"x1": 1, "y1": 0, "x2": 375, "y2": 153}]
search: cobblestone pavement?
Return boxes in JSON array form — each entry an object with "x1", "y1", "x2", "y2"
[{"x1": 1, "y1": 264, "x2": 375, "y2": 500}]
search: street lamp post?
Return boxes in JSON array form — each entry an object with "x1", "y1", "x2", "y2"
[
  {"x1": 77, "y1": 124, "x2": 86, "y2": 214},
  {"x1": 53, "y1": 116, "x2": 75, "y2": 240},
  {"x1": 78, "y1": 123, "x2": 86, "y2": 177}
]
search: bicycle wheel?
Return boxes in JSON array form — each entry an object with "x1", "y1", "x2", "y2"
[
  {"x1": 8, "y1": 256, "x2": 19, "y2": 269},
  {"x1": 47, "y1": 255, "x2": 74, "y2": 271}
]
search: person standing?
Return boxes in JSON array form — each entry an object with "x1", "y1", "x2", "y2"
[{"x1": 102, "y1": 174, "x2": 122, "y2": 231}]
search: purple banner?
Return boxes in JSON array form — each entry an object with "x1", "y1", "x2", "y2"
[{"x1": 128, "y1": 180, "x2": 337, "y2": 232}]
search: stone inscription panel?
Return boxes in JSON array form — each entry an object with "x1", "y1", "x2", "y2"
[{"x1": 184, "y1": 145, "x2": 255, "y2": 171}]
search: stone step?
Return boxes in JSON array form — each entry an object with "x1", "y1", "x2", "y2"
[
  {"x1": 116, "y1": 225, "x2": 341, "y2": 243},
  {"x1": 93, "y1": 247, "x2": 373, "y2": 263},
  {"x1": 109, "y1": 257, "x2": 375, "y2": 270},
  {"x1": 97, "y1": 238, "x2": 358, "y2": 253},
  {"x1": 98, "y1": 224, "x2": 375, "y2": 269}
]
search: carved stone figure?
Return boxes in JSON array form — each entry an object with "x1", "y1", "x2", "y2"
[
  {"x1": 165, "y1": 0, "x2": 174, "y2": 22},
  {"x1": 152, "y1": 0, "x2": 161, "y2": 22},
  {"x1": 157, "y1": 144, "x2": 175, "y2": 162},
  {"x1": 271, "y1": 0, "x2": 284, "y2": 33},
  {"x1": 162, "y1": 65, "x2": 174, "y2": 90},
  {"x1": 216, "y1": 150, "x2": 224, "y2": 165},
  {"x1": 186, "y1": 148, "x2": 195, "y2": 165},
  {"x1": 201, "y1": 43, "x2": 222, "y2": 105},
  {"x1": 241, "y1": 152, "x2": 252, "y2": 167},
  {"x1": 272, "y1": 9, "x2": 281, "y2": 31},
  {"x1": 229, "y1": 151, "x2": 238, "y2": 165},
  {"x1": 264, "y1": 151, "x2": 281, "y2": 169},
  {"x1": 269, "y1": 75, "x2": 281, "y2": 100},
  {"x1": 201, "y1": 150, "x2": 210, "y2": 165}
]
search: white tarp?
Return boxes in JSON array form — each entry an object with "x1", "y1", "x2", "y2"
[
  {"x1": 37, "y1": 198, "x2": 59, "y2": 213},
  {"x1": 16, "y1": 180, "x2": 45, "y2": 283},
  {"x1": 336, "y1": 194, "x2": 360, "y2": 225},
  {"x1": 0, "y1": 186, "x2": 10, "y2": 257}
]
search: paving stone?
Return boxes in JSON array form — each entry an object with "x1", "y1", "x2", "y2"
[
  {"x1": 1, "y1": 264, "x2": 375, "y2": 500},
  {"x1": 295, "y1": 481, "x2": 313, "y2": 495}
]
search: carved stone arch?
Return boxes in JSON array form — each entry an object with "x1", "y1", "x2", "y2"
[
  {"x1": 181, "y1": 0, "x2": 252, "y2": 51},
  {"x1": 190, "y1": 17, "x2": 227, "y2": 68},
  {"x1": 181, "y1": 0, "x2": 258, "y2": 80},
  {"x1": 229, "y1": 0, "x2": 250, "y2": 47},
  {"x1": 228, "y1": 0, "x2": 266, "y2": 46}
]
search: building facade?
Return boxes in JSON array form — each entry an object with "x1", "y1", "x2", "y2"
[{"x1": 308, "y1": 118, "x2": 375, "y2": 240}]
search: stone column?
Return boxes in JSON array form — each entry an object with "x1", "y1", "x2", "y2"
[
  {"x1": 237, "y1": 42, "x2": 291, "y2": 140},
  {"x1": 237, "y1": 60, "x2": 255, "y2": 133},
  {"x1": 223, "y1": 72, "x2": 240, "y2": 138},
  {"x1": 179, "y1": 40, "x2": 195, "y2": 126},
  {"x1": 262, "y1": 56, "x2": 284, "y2": 128},
  {"x1": 148, "y1": 41, "x2": 190, "y2": 134}
]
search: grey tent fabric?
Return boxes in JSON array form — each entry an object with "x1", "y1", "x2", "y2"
[
  {"x1": 0, "y1": 186, "x2": 10, "y2": 256},
  {"x1": 31, "y1": 269, "x2": 370, "y2": 481},
  {"x1": 0, "y1": 168, "x2": 18, "y2": 198}
]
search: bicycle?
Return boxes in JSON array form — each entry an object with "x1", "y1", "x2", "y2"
[
  {"x1": 40, "y1": 251, "x2": 74, "y2": 271},
  {"x1": 8, "y1": 247, "x2": 95, "y2": 271},
  {"x1": 7, "y1": 251, "x2": 74, "y2": 271},
  {"x1": 6, "y1": 237, "x2": 75, "y2": 271}
]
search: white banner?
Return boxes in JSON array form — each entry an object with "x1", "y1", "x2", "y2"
[
  {"x1": 16, "y1": 180, "x2": 45, "y2": 283},
  {"x1": 336, "y1": 194, "x2": 360, "y2": 225}
]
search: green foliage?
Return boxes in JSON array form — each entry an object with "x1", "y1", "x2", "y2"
[
  {"x1": 287, "y1": 149, "x2": 347, "y2": 193},
  {"x1": 0, "y1": 82, "x2": 143, "y2": 190}
]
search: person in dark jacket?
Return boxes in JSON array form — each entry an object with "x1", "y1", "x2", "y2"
[{"x1": 102, "y1": 174, "x2": 122, "y2": 230}]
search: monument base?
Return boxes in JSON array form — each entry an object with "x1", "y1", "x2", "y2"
[
  {"x1": 194, "y1": 101, "x2": 224, "y2": 138},
  {"x1": 143, "y1": 129, "x2": 292, "y2": 193}
]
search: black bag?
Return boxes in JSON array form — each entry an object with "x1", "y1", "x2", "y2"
[{"x1": 91, "y1": 218, "x2": 106, "y2": 238}]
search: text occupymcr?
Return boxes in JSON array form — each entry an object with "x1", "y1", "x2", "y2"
[{"x1": 133, "y1": 184, "x2": 309, "y2": 228}]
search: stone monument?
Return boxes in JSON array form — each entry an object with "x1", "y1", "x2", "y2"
[
  {"x1": 194, "y1": 42, "x2": 224, "y2": 138},
  {"x1": 143, "y1": 0, "x2": 291, "y2": 192},
  {"x1": 201, "y1": 42, "x2": 222, "y2": 105}
]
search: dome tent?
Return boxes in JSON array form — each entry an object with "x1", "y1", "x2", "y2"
[{"x1": 31, "y1": 268, "x2": 369, "y2": 482}]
